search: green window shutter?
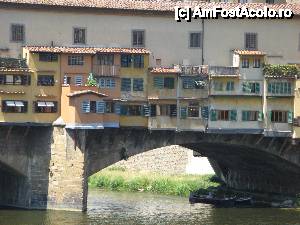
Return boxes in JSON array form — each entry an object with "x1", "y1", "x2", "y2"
[
  {"x1": 153, "y1": 77, "x2": 164, "y2": 89},
  {"x1": 96, "y1": 101, "x2": 105, "y2": 113},
  {"x1": 210, "y1": 110, "x2": 217, "y2": 121},
  {"x1": 288, "y1": 111, "x2": 293, "y2": 124},
  {"x1": 269, "y1": 111, "x2": 273, "y2": 122},
  {"x1": 180, "y1": 107, "x2": 187, "y2": 119},
  {"x1": 114, "y1": 103, "x2": 121, "y2": 115},
  {"x1": 201, "y1": 106, "x2": 209, "y2": 120},
  {"x1": 255, "y1": 83, "x2": 260, "y2": 94},
  {"x1": 164, "y1": 77, "x2": 175, "y2": 89},
  {"x1": 120, "y1": 105, "x2": 128, "y2": 115},
  {"x1": 268, "y1": 83, "x2": 272, "y2": 93},
  {"x1": 287, "y1": 82, "x2": 291, "y2": 94},
  {"x1": 82, "y1": 101, "x2": 90, "y2": 113},
  {"x1": 258, "y1": 111, "x2": 264, "y2": 122},
  {"x1": 143, "y1": 105, "x2": 150, "y2": 117},
  {"x1": 242, "y1": 82, "x2": 248, "y2": 93},
  {"x1": 242, "y1": 111, "x2": 247, "y2": 121},
  {"x1": 121, "y1": 78, "x2": 131, "y2": 91},
  {"x1": 230, "y1": 110, "x2": 237, "y2": 121}
]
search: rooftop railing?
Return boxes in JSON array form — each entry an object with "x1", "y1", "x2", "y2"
[
  {"x1": 0, "y1": 58, "x2": 28, "y2": 69},
  {"x1": 209, "y1": 66, "x2": 239, "y2": 76}
]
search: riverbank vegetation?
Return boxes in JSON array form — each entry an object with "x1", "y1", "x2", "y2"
[{"x1": 88, "y1": 167, "x2": 220, "y2": 197}]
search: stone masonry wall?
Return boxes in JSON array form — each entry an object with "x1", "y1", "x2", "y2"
[{"x1": 109, "y1": 145, "x2": 191, "y2": 175}]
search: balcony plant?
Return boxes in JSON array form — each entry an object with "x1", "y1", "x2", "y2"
[
  {"x1": 263, "y1": 64, "x2": 299, "y2": 78},
  {"x1": 86, "y1": 73, "x2": 98, "y2": 86}
]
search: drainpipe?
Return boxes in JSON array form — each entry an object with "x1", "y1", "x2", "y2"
[
  {"x1": 176, "y1": 72, "x2": 180, "y2": 132},
  {"x1": 201, "y1": 19, "x2": 205, "y2": 65}
]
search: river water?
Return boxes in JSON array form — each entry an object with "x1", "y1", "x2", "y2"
[{"x1": 0, "y1": 189, "x2": 300, "y2": 225}]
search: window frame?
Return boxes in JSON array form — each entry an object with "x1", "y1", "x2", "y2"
[
  {"x1": 2, "y1": 100, "x2": 28, "y2": 113},
  {"x1": 245, "y1": 32, "x2": 258, "y2": 50},
  {"x1": 132, "y1": 30, "x2": 145, "y2": 47},
  {"x1": 189, "y1": 32, "x2": 202, "y2": 48},
  {"x1": 68, "y1": 55, "x2": 84, "y2": 66},
  {"x1": 10, "y1": 23, "x2": 25, "y2": 43},
  {"x1": 37, "y1": 75, "x2": 55, "y2": 86},
  {"x1": 73, "y1": 27, "x2": 87, "y2": 45}
]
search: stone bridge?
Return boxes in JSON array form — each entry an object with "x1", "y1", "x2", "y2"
[{"x1": 0, "y1": 126, "x2": 300, "y2": 211}]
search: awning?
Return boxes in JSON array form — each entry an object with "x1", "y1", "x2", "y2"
[
  {"x1": 5, "y1": 101, "x2": 15, "y2": 106},
  {"x1": 37, "y1": 101, "x2": 47, "y2": 107},
  {"x1": 46, "y1": 102, "x2": 55, "y2": 107},
  {"x1": 37, "y1": 101, "x2": 55, "y2": 107},
  {"x1": 15, "y1": 101, "x2": 24, "y2": 107}
]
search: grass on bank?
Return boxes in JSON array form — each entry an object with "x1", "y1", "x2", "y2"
[{"x1": 88, "y1": 167, "x2": 220, "y2": 197}]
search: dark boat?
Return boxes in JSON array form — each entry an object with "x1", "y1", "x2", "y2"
[{"x1": 189, "y1": 193, "x2": 253, "y2": 207}]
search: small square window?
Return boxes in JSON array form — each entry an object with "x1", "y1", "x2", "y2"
[
  {"x1": 73, "y1": 27, "x2": 86, "y2": 45},
  {"x1": 242, "y1": 58, "x2": 250, "y2": 68},
  {"x1": 132, "y1": 30, "x2": 145, "y2": 47},
  {"x1": 11, "y1": 24, "x2": 25, "y2": 42},
  {"x1": 253, "y1": 58, "x2": 261, "y2": 68},
  {"x1": 189, "y1": 32, "x2": 202, "y2": 48}
]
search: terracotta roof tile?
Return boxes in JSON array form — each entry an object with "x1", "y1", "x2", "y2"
[
  {"x1": 0, "y1": 68, "x2": 32, "y2": 72},
  {"x1": 24, "y1": 46, "x2": 150, "y2": 54},
  {"x1": 0, "y1": 1, "x2": 299, "y2": 15},
  {"x1": 67, "y1": 90, "x2": 108, "y2": 97},
  {"x1": 234, "y1": 49, "x2": 266, "y2": 56},
  {"x1": 150, "y1": 67, "x2": 181, "y2": 74}
]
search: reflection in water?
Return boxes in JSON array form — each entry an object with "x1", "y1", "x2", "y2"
[{"x1": 0, "y1": 189, "x2": 300, "y2": 225}]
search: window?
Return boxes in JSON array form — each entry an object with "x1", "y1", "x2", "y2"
[
  {"x1": 253, "y1": 58, "x2": 261, "y2": 68},
  {"x1": 266, "y1": 0, "x2": 274, "y2": 3},
  {"x1": 75, "y1": 75, "x2": 83, "y2": 86},
  {"x1": 133, "y1": 78, "x2": 144, "y2": 91},
  {"x1": 39, "y1": 53, "x2": 58, "y2": 62},
  {"x1": 0, "y1": 74, "x2": 30, "y2": 85},
  {"x1": 121, "y1": 54, "x2": 132, "y2": 67},
  {"x1": 210, "y1": 110, "x2": 237, "y2": 121},
  {"x1": 120, "y1": 105, "x2": 142, "y2": 116},
  {"x1": 34, "y1": 101, "x2": 57, "y2": 113},
  {"x1": 164, "y1": 77, "x2": 175, "y2": 89},
  {"x1": 242, "y1": 58, "x2": 249, "y2": 68},
  {"x1": 242, "y1": 111, "x2": 259, "y2": 121},
  {"x1": 239, "y1": 0, "x2": 248, "y2": 2},
  {"x1": 106, "y1": 102, "x2": 115, "y2": 113},
  {"x1": 121, "y1": 78, "x2": 132, "y2": 91},
  {"x1": 97, "y1": 54, "x2": 114, "y2": 65},
  {"x1": 188, "y1": 102, "x2": 199, "y2": 118},
  {"x1": 245, "y1": 33, "x2": 257, "y2": 50},
  {"x1": 242, "y1": 82, "x2": 260, "y2": 94},
  {"x1": 155, "y1": 104, "x2": 177, "y2": 117},
  {"x1": 99, "y1": 78, "x2": 116, "y2": 88},
  {"x1": 182, "y1": 77, "x2": 204, "y2": 89},
  {"x1": 153, "y1": 77, "x2": 175, "y2": 89},
  {"x1": 11, "y1": 24, "x2": 25, "y2": 42},
  {"x1": 189, "y1": 32, "x2": 202, "y2": 48},
  {"x1": 82, "y1": 100, "x2": 105, "y2": 113},
  {"x1": 271, "y1": 111, "x2": 288, "y2": 123},
  {"x1": 226, "y1": 81, "x2": 235, "y2": 91},
  {"x1": 37, "y1": 75, "x2": 54, "y2": 86},
  {"x1": 2, "y1": 100, "x2": 27, "y2": 113},
  {"x1": 156, "y1": 59, "x2": 162, "y2": 66},
  {"x1": 73, "y1": 27, "x2": 86, "y2": 44},
  {"x1": 268, "y1": 82, "x2": 292, "y2": 95},
  {"x1": 63, "y1": 75, "x2": 71, "y2": 85},
  {"x1": 133, "y1": 55, "x2": 144, "y2": 68},
  {"x1": 68, "y1": 55, "x2": 84, "y2": 65},
  {"x1": 213, "y1": 81, "x2": 223, "y2": 91},
  {"x1": 132, "y1": 30, "x2": 145, "y2": 47}
]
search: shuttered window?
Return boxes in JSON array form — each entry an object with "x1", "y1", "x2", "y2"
[
  {"x1": 226, "y1": 81, "x2": 235, "y2": 91},
  {"x1": 96, "y1": 101, "x2": 105, "y2": 113},
  {"x1": 121, "y1": 78, "x2": 131, "y2": 91},
  {"x1": 180, "y1": 107, "x2": 187, "y2": 119},
  {"x1": 153, "y1": 77, "x2": 164, "y2": 89},
  {"x1": 201, "y1": 106, "x2": 209, "y2": 120},
  {"x1": 267, "y1": 82, "x2": 291, "y2": 95},
  {"x1": 82, "y1": 101, "x2": 90, "y2": 113},
  {"x1": 242, "y1": 82, "x2": 260, "y2": 94},
  {"x1": 242, "y1": 111, "x2": 259, "y2": 121},
  {"x1": 75, "y1": 75, "x2": 83, "y2": 86},
  {"x1": 133, "y1": 55, "x2": 144, "y2": 68},
  {"x1": 133, "y1": 78, "x2": 144, "y2": 91},
  {"x1": 270, "y1": 111, "x2": 292, "y2": 123}
]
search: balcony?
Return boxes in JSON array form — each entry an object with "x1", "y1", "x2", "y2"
[
  {"x1": 181, "y1": 65, "x2": 209, "y2": 76},
  {"x1": 209, "y1": 66, "x2": 239, "y2": 77},
  {"x1": 92, "y1": 65, "x2": 120, "y2": 77}
]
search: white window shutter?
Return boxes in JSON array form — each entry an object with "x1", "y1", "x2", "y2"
[
  {"x1": 82, "y1": 101, "x2": 90, "y2": 113},
  {"x1": 96, "y1": 101, "x2": 105, "y2": 113}
]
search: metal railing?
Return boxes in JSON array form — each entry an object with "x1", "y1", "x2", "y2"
[
  {"x1": 181, "y1": 65, "x2": 209, "y2": 76},
  {"x1": 209, "y1": 66, "x2": 239, "y2": 76}
]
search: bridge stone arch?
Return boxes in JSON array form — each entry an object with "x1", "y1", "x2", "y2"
[{"x1": 0, "y1": 126, "x2": 300, "y2": 212}]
